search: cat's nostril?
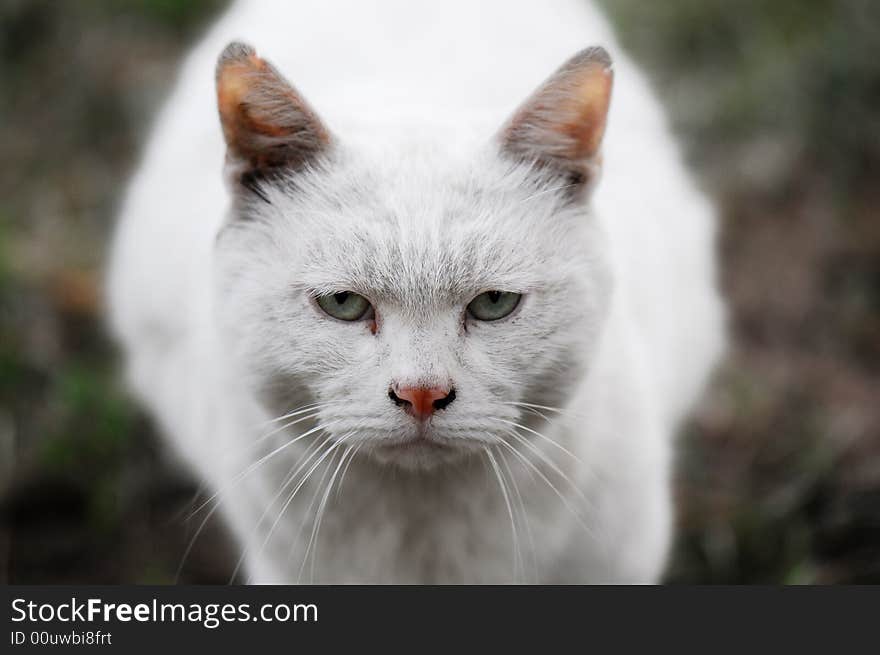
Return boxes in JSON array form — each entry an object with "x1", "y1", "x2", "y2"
[
  {"x1": 388, "y1": 387, "x2": 409, "y2": 407},
  {"x1": 433, "y1": 388, "x2": 456, "y2": 411}
]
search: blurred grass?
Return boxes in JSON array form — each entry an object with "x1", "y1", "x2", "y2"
[
  {"x1": 599, "y1": 0, "x2": 880, "y2": 195},
  {"x1": 1, "y1": 0, "x2": 879, "y2": 583},
  {"x1": 0, "y1": 0, "x2": 234, "y2": 583}
]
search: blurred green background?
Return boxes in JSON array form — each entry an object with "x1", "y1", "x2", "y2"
[{"x1": 1, "y1": 0, "x2": 878, "y2": 583}]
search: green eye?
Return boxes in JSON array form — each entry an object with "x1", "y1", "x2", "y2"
[
  {"x1": 316, "y1": 291, "x2": 373, "y2": 321},
  {"x1": 467, "y1": 291, "x2": 521, "y2": 321}
]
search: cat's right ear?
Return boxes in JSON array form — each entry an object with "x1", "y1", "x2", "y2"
[
  {"x1": 216, "y1": 42, "x2": 332, "y2": 196},
  {"x1": 498, "y1": 47, "x2": 613, "y2": 199}
]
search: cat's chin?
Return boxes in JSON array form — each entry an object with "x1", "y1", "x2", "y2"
[{"x1": 368, "y1": 436, "x2": 477, "y2": 470}]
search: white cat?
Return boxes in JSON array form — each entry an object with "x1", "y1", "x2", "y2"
[{"x1": 107, "y1": 0, "x2": 724, "y2": 583}]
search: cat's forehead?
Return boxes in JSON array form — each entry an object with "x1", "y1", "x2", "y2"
[
  {"x1": 294, "y1": 206, "x2": 544, "y2": 304},
  {"x1": 261, "y1": 149, "x2": 580, "y2": 303}
]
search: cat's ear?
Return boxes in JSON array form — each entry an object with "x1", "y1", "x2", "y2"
[
  {"x1": 498, "y1": 47, "x2": 613, "y2": 197},
  {"x1": 216, "y1": 41, "x2": 332, "y2": 195}
]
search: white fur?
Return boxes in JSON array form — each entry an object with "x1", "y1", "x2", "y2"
[{"x1": 107, "y1": 0, "x2": 725, "y2": 583}]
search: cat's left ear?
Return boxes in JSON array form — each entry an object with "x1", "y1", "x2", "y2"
[
  {"x1": 498, "y1": 47, "x2": 613, "y2": 198},
  {"x1": 216, "y1": 42, "x2": 332, "y2": 194}
]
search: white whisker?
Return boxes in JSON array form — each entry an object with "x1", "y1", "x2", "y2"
[
  {"x1": 187, "y1": 419, "x2": 339, "y2": 522},
  {"x1": 502, "y1": 400, "x2": 590, "y2": 421},
  {"x1": 253, "y1": 433, "x2": 350, "y2": 579},
  {"x1": 518, "y1": 404, "x2": 553, "y2": 423},
  {"x1": 175, "y1": 491, "x2": 223, "y2": 583},
  {"x1": 179, "y1": 421, "x2": 329, "y2": 583},
  {"x1": 212, "y1": 410, "x2": 322, "y2": 468},
  {"x1": 494, "y1": 435, "x2": 595, "y2": 539},
  {"x1": 498, "y1": 426, "x2": 589, "y2": 506},
  {"x1": 301, "y1": 443, "x2": 353, "y2": 583},
  {"x1": 254, "y1": 400, "x2": 344, "y2": 429},
  {"x1": 491, "y1": 416, "x2": 584, "y2": 466},
  {"x1": 335, "y1": 440, "x2": 363, "y2": 500},
  {"x1": 497, "y1": 447, "x2": 538, "y2": 583},
  {"x1": 228, "y1": 433, "x2": 333, "y2": 583},
  {"x1": 484, "y1": 447, "x2": 522, "y2": 582}
]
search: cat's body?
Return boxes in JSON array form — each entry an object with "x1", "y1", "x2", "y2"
[{"x1": 108, "y1": 0, "x2": 724, "y2": 583}]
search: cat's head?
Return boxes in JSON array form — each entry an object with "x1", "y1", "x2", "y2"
[{"x1": 213, "y1": 42, "x2": 614, "y2": 469}]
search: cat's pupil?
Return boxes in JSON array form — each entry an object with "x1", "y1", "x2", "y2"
[
  {"x1": 334, "y1": 291, "x2": 350, "y2": 305},
  {"x1": 488, "y1": 290, "x2": 501, "y2": 303}
]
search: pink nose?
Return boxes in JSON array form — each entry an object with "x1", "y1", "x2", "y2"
[{"x1": 389, "y1": 385, "x2": 456, "y2": 420}]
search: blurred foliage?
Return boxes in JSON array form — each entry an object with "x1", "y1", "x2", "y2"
[
  {"x1": 0, "y1": 0, "x2": 233, "y2": 584},
  {"x1": 598, "y1": 0, "x2": 880, "y2": 583},
  {"x1": 1, "y1": 0, "x2": 879, "y2": 583},
  {"x1": 600, "y1": 0, "x2": 880, "y2": 196}
]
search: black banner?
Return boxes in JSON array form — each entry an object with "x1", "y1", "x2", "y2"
[{"x1": 2, "y1": 586, "x2": 877, "y2": 651}]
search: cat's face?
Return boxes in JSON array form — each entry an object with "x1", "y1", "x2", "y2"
[
  {"x1": 213, "y1": 43, "x2": 613, "y2": 469},
  {"x1": 216, "y1": 150, "x2": 610, "y2": 468}
]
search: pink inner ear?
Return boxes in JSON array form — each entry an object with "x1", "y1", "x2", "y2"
[
  {"x1": 215, "y1": 42, "x2": 331, "y2": 175},
  {"x1": 500, "y1": 48, "x2": 613, "y2": 178},
  {"x1": 558, "y1": 64, "x2": 613, "y2": 159}
]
